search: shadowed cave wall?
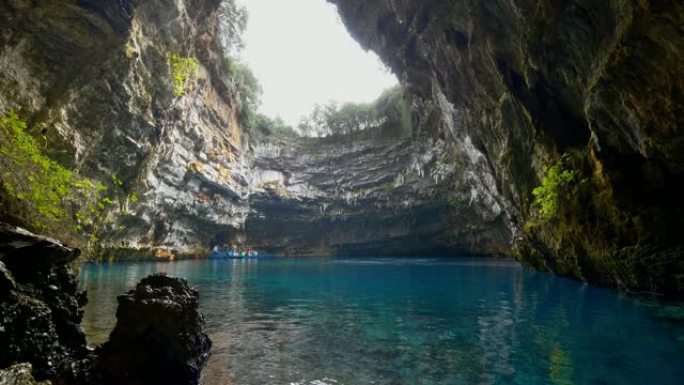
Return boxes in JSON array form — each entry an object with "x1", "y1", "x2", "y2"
[{"x1": 0, "y1": 0, "x2": 682, "y2": 296}]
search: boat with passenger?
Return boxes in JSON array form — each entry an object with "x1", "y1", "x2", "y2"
[{"x1": 209, "y1": 245, "x2": 260, "y2": 259}]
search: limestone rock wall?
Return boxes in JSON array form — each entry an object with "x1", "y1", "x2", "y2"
[
  {"x1": 331, "y1": 0, "x2": 684, "y2": 296},
  {"x1": 0, "y1": 0, "x2": 514, "y2": 258},
  {"x1": 0, "y1": 0, "x2": 251, "y2": 253},
  {"x1": 6, "y1": 0, "x2": 680, "y2": 296},
  {"x1": 246, "y1": 129, "x2": 511, "y2": 256}
]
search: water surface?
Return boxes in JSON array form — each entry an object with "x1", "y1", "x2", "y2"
[{"x1": 79, "y1": 258, "x2": 684, "y2": 385}]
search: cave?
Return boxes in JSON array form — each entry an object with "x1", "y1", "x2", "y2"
[
  {"x1": 1, "y1": 0, "x2": 684, "y2": 384},
  {"x1": 0, "y1": 0, "x2": 682, "y2": 302}
]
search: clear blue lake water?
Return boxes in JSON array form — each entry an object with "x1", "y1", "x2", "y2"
[{"x1": 79, "y1": 257, "x2": 684, "y2": 385}]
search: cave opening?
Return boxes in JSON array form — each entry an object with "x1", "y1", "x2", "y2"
[
  {"x1": 226, "y1": 0, "x2": 402, "y2": 139},
  {"x1": 217, "y1": 0, "x2": 458, "y2": 256}
]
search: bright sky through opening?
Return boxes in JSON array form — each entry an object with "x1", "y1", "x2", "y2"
[{"x1": 236, "y1": 0, "x2": 398, "y2": 127}]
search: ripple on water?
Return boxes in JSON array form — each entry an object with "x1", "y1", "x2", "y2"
[
  {"x1": 290, "y1": 378, "x2": 340, "y2": 385},
  {"x1": 79, "y1": 258, "x2": 684, "y2": 385}
]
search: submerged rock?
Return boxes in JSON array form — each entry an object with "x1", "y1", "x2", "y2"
[{"x1": 96, "y1": 274, "x2": 211, "y2": 385}]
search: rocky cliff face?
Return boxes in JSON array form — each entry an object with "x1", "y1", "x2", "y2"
[
  {"x1": 246, "y1": 128, "x2": 511, "y2": 256},
  {"x1": 0, "y1": 0, "x2": 249, "y2": 253},
  {"x1": 1, "y1": 0, "x2": 681, "y2": 295},
  {"x1": 0, "y1": 0, "x2": 512, "y2": 258},
  {"x1": 331, "y1": 0, "x2": 684, "y2": 296}
]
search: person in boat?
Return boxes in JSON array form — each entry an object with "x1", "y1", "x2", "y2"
[
  {"x1": 212, "y1": 244, "x2": 219, "y2": 253},
  {"x1": 246, "y1": 247, "x2": 251, "y2": 257}
]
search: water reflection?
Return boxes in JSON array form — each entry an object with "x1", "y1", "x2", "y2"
[
  {"x1": 80, "y1": 258, "x2": 684, "y2": 385},
  {"x1": 549, "y1": 343, "x2": 574, "y2": 385}
]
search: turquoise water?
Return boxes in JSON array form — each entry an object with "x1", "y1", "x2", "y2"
[{"x1": 79, "y1": 258, "x2": 684, "y2": 385}]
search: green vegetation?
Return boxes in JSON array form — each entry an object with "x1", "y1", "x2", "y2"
[
  {"x1": 71, "y1": 180, "x2": 107, "y2": 238},
  {"x1": 225, "y1": 58, "x2": 262, "y2": 128},
  {"x1": 218, "y1": 4, "x2": 408, "y2": 141},
  {"x1": 1, "y1": 110, "x2": 80, "y2": 230},
  {"x1": 129, "y1": 191, "x2": 139, "y2": 203},
  {"x1": 224, "y1": 58, "x2": 299, "y2": 139},
  {"x1": 447, "y1": 194, "x2": 463, "y2": 210},
  {"x1": 251, "y1": 114, "x2": 299, "y2": 138},
  {"x1": 0, "y1": 110, "x2": 120, "y2": 247},
  {"x1": 531, "y1": 153, "x2": 579, "y2": 220},
  {"x1": 219, "y1": 3, "x2": 285, "y2": 138},
  {"x1": 167, "y1": 53, "x2": 199, "y2": 97},
  {"x1": 111, "y1": 174, "x2": 124, "y2": 187},
  {"x1": 298, "y1": 86, "x2": 412, "y2": 138},
  {"x1": 218, "y1": 0, "x2": 248, "y2": 56},
  {"x1": 218, "y1": 4, "x2": 413, "y2": 141}
]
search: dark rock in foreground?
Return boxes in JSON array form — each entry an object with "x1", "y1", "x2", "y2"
[
  {"x1": 0, "y1": 223, "x2": 211, "y2": 385},
  {"x1": 96, "y1": 274, "x2": 211, "y2": 385},
  {"x1": 0, "y1": 223, "x2": 88, "y2": 382}
]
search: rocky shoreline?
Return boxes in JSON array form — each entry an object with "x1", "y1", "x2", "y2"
[
  {"x1": 87, "y1": 246, "x2": 208, "y2": 263},
  {"x1": 0, "y1": 223, "x2": 211, "y2": 385}
]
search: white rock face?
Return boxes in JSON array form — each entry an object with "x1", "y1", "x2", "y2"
[
  {"x1": 434, "y1": 85, "x2": 514, "y2": 229},
  {"x1": 0, "y1": 0, "x2": 514, "y2": 256}
]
